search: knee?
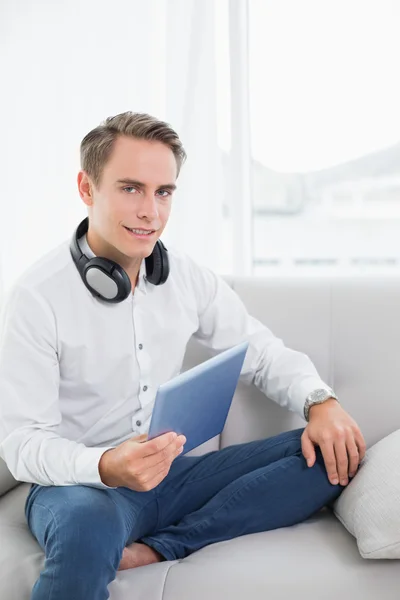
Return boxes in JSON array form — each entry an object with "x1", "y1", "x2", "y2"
[
  {"x1": 283, "y1": 427, "x2": 305, "y2": 457},
  {"x1": 287, "y1": 427, "x2": 306, "y2": 445},
  {"x1": 39, "y1": 487, "x2": 127, "y2": 570},
  {"x1": 311, "y1": 447, "x2": 344, "y2": 498},
  {"x1": 309, "y1": 445, "x2": 329, "y2": 475},
  {"x1": 64, "y1": 495, "x2": 124, "y2": 545}
]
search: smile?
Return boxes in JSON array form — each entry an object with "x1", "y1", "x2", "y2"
[{"x1": 123, "y1": 226, "x2": 156, "y2": 238}]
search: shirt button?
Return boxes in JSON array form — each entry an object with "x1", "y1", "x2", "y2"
[
  {"x1": 138, "y1": 344, "x2": 143, "y2": 350},
  {"x1": 143, "y1": 385, "x2": 148, "y2": 392},
  {"x1": 136, "y1": 420, "x2": 142, "y2": 427}
]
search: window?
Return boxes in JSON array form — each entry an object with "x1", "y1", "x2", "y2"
[{"x1": 220, "y1": 0, "x2": 400, "y2": 277}]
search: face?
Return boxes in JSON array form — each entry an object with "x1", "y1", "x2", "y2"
[{"x1": 77, "y1": 135, "x2": 177, "y2": 271}]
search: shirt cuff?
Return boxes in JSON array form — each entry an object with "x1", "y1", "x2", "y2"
[
  {"x1": 73, "y1": 446, "x2": 118, "y2": 489},
  {"x1": 288, "y1": 377, "x2": 334, "y2": 420}
]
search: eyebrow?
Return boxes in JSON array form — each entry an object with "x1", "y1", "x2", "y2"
[{"x1": 116, "y1": 178, "x2": 177, "y2": 192}]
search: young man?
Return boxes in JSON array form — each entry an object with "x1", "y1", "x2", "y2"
[{"x1": 0, "y1": 112, "x2": 366, "y2": 600}]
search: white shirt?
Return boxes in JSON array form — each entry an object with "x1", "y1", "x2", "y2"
[{"x1": 0, "y1": 235, "x2": 331, "y2": 490}]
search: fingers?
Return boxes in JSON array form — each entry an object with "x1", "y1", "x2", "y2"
[
  {"x1": 142, "y1": 439, "x2": 185, "y2": 472},
  {"x1": 346, "y1": 435, "x2": 360, "y2": 478},
  {"x1": 133, "y1": 432, "x2": 184, "y2": 458},
  {"x1": 301, "y1": 430, "x2": 316, "y2": 467},
  {"x1": 131, "y1": 459, "x2": 174, "y2": 492},
  {"x1": 127, "y1": 432, "x2": 186, "y2": 491},
  {"x1": 320, "y1": 430, "x2": 362, "y2": 486},
  {"x1": 140, "y1": 433, "x2": 186, "y2": 470},
  {"x1": 354, "y1": 430, "x2": 367, "y2": 462},
  {"x1": 333, "y1": 437, "x2": 349, "y2": 486},
  {"x1": 142, "y1": 463, "x2": 172, "y2": 491},
  {"x1": 319, "y1": 439, "x2": 340, "y2": 485},
  {"x1": 140, "y1": 432, "x2": 179, "y2": 456}
]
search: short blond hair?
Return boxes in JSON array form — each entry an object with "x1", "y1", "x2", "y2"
[{"x1": 80, "y1": 111, "x2": 187, "y2": 187}]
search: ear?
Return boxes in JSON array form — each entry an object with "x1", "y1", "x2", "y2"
[{"x1": 77, "y1": 170, "x2": 94, "y2": 206}]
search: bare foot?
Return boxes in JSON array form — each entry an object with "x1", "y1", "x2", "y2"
[{"x1": 118, "y1": 542, "x2": 164, "y2": 571}]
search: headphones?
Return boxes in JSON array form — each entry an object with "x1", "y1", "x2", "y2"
[{"x1": 69, "y1": 217, "x2": 169, "y2": 303}]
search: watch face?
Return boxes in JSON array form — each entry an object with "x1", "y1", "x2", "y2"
[{"x1": 310, "y1": 389, "x2": 335, "y2": 403}]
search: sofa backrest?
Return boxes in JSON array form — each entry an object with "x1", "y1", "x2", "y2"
[
  {"x1": 216, "y1": 276, "x2": 400, "y2": 449},
  {"x1": 2, "y1": 275, "x2": 400, "y2": 494}
]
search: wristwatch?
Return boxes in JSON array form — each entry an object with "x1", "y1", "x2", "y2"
[{"x1": 304, "y1": 388, "x2": 339, "y2": 422}]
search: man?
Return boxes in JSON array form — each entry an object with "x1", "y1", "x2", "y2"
[{"x1": 0, "y1": 112, "x2": 366, "y2": 600}]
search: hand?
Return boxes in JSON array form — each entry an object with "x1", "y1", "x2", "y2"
[
  {"x1": 99, "y1": 431, "x2": 186, "y2": 491},
  {"x1": 301, "y1": 399, "x2": 366, "y2": 486}
]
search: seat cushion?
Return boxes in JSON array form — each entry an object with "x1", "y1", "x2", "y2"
[
  {"x1": 0, "y1": 483, "x2": 179, "y2": 600},
  {"x1": 161, "y1": 510, "x2": 400, "y2": 600},
  {"x1": 1, "y1": 485, "x2": 399, "y2": 600}
]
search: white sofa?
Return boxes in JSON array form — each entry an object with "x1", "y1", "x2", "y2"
[{"x1": 1, "y1": 276, "x2": 400, "y2": 599}]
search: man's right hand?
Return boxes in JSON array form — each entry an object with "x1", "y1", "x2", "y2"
[{"x1": 98, "y1": 432, "x2": 186, "y2": 491}]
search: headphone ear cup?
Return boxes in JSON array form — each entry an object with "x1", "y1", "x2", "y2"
[
  {"x1": 110, "y1": 263, "x2": 132, "y2": 297},
  {"x1": 83, "y1": 258, "x2": 131, "y2": 303},
  {"x1": 146, "y1": 240, "x2": 169, "y2": 285},
  {"x1": 70, "y1": 217, "x2": 132, "y2": 303}
]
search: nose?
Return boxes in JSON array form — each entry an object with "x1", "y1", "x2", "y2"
[{"x1": 137, "y1": 192, "x2": 159, "y2": 222}]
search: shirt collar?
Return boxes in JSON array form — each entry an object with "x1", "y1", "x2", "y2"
[{"x1": 78, "y1": 233, "x2": 147, "y2": 294}]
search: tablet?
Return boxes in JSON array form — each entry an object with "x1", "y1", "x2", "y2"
[{"x1": 148, "y1": 341, "x2": 249, "y2": 454}]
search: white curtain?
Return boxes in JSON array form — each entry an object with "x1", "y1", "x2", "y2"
[
  {"x1": 162, "y1": 0, "x2": 225, "y2": 273},
  {"x1": 0, "y1": 0, "x2": 240, "y2": 301}
]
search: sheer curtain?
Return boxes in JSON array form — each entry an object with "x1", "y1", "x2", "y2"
[
  {"x1": 162, "y1": 0, "x2": 226, "y2": 273},
  {"x1": 0, "y1": 0, "x2": 236, "y2": 302},
  {"x1": 3, "y1": 1, "x2": 397, "y2": 302}
]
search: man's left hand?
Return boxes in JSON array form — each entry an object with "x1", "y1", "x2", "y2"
[{"x1": 301, "y1": 399, "x2": 366, "y2": 486}]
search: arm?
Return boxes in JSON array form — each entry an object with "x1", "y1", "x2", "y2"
[
  {"x1": 189, "y1": 260, "x2": 332, "y2": 419},
  {"x1": 187, "y1": 260, "x2": 366, "y2": 484},
  {"x1": 0, "y1": 284, "x2": 115, "y2": 489}
]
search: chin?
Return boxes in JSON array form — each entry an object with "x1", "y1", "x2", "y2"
[{"x1": 123, "y1": 242, "x2": 157, "y2": 260}]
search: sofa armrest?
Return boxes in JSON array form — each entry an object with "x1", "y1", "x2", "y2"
[{"x1": 0, "y1": 458, "x2": 21, "y2": 498}]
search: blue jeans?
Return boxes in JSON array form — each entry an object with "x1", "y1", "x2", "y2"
[{"x1": 25, "y1": 427, "x2": 345, "y2": 600}]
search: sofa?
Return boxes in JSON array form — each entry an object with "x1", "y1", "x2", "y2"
[{"x1": 1, "y1": 275, "x2": 400, "y2": 599}]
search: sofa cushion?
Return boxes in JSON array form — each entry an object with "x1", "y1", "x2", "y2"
[
  {"x1": 333, "y1": 428, "x2": 400, "y2": 559},
  {"x1": 2, "y1": 483, "x2": 399, "y2": 600},
  {"x1": 0, "y1": 482, "x2": 179, "y2": 600},
  {"x1": 0, "y1": 458, "x2": 20, "y2": 498},
  {"x1": 161, "y1": 509, "x2": 399, "y2": 600}
]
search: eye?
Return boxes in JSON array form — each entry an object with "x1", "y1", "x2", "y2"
[
  {"x1": 157, "y1": 189, "x2": 172, "y2": 198},
  {"x1": 122, "y1": 186, "x2": 138, "y2": 194}
]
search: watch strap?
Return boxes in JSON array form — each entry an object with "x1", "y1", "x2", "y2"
[{"x1": 304, "y1": 388, "x2": 339, "y2": 422}]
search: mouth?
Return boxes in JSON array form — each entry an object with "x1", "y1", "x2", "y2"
[{"x1": 123, "y1": 225, "x2": 156, "y2": 239}]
